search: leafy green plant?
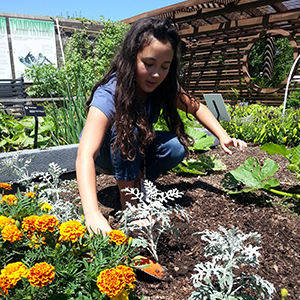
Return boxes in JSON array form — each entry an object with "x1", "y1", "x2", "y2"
[
  {"x1": 25, "y1": 19, "x2": 129, "y2": 98},
  {"x1": 45, "y1": 93, "x2": 87, "y2": 146},
  {"x1": 286, "y1": 91, "x2": 300, "y2": 109},
  {"x1": 248, "y1": 37, "x2": 293, "y2": 89},
  {"x1": 172, "y1": 153, "x2": 226, "y2": 176},
  {"x1": 154, "y1": 110, "x2": 214, "y2": 152},
  {"x1": 0, "y1": 194, "x2": 139, "y2": 299},
  {"x1": 0, "y1": 112, "x2": 51, "y2": 152},
  {"x1": 221, "y1": 157, "x2": 279, "y2": 194},
  {"x1": 0, "y1": 168, "x2": 141, "y2": 299},
  {"x1": 221, "y1": 156, "x2": 300, "y2": 199},
  {"x1": 117, "y1": 180, "x2": 188, "y2": 262},
  {"x1": 24, "y1": 63, "x2": 59, "y2": 98},
  {"x1": 189, "y1": 226, "x2": 276, "y2": 300},
  {"x1": 185, "y1": 127, "x2": 215, "y2": 151},
  {"x1": 221, "y1": 104, "x2": 300, "y2": 147},
  {"x1": 0, "y1": 153, "x2": 80, "y2": 222},
  {"x1": 260, "y1": 143, "x2": 300, "y2": 181}
]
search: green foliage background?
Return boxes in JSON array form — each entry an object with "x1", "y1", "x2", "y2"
[
  {"x1": 0, "y1": 18, "x2": 130, "y2": 151},
  {"x1": 248, "y1": 37, "x2": 293, "y2": 88},
  {"x1": 1, "y1": 18, "x2": 300, "y2": 152},
  {"x1": 25, "y1": 19, "x2": 129, "y2": 98}
]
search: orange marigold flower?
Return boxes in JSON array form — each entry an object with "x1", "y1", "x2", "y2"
[
  {"x1": 22, "y1": 215, "x2": 39, "y2": 232},
  {"x1": 0, "y1": 183, "x2": 12, "y2": 191},
  {"x1": 25, "y1": 191, "x2": 35, "y2": 198},
  {"x1": 58, "y1": 220, "x2": 86, "y2": 243},
  {"x1": 0, "y1": 262, "x2": 28, "y2": 295},
  {"x1": 0, "y1": 274, "x2": 12, "y2": 295},
  {"x1": 28, "y1": 262, "x2": 55, "y2": 287},
  {"x1": 116, "y1": 265, "x2": 135, "y2": 289},
  {"x1": 2, "y1": 262, "x2": 28, "y2": 280},
  {"x1": 108, "y1": 230, "x2": 127, "y2": 245},
  {"x1": 0, "y1": 216, "x2": 15, "y2": 228},
  {"x1": 1, "y1": 224, "x2": 23, "y2": 242},
  {"x1": 35, "y1": 215, "x2": 59, "y2": 232},
  {"x1": 97, "y1": 268, "x2": 126, "y2": 298},
  {"x1": 1, "y1": 195, "x2": 17, "y2": 205}
]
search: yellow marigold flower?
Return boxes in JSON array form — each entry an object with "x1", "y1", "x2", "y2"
[
  {"x1": 1, "y1": 262, "x2": 28, "y2": 283},
  {"x1": 22, "y1": 215, "x2": 39, "y2": 232},
  {"x1": 116, "y1": 266, "x2": 135, "y2": 290},
  {"x1": 35, "y1": 215, "x2": 59, "y2": 232},
  {"x1": 25, "y1": 191, "x2": 35, "y2": 198},
  {"x1": 111, "y1": 288, "x2": 130, "y2": 300},
  {"x1": 97, "y1": 268, "x2": 126, "y2": 298},
  {"x1": 40, "y1": 202, "x2": 53, "y2": 212},
  {"x1": 1, "y1": 195, "x2": 17, "y2": 205},
  {"x1": 29, "y1": 233, "x2": 46, "y2": 249},
  {"x1": 108, "y1": 230, "x2": 127, "y2": 245},
  {"x1": 0, "y1": 216, "x2": 15, "y2": 228},
  {"x1": 58, "y1": 220, "x2": 86, "y2": 243},
  {"x1": 0, "y1": 262, "x2": 28, "y2": 295},
  {"x1": 28, "y1": 262, "x2": 55, "y2": 287},
  {"x1": 1, "y1": 224, "x2": 23, "y2": 242},
  {"x1": 0, "y1": 183, "x2": 12, "y2": 191}
]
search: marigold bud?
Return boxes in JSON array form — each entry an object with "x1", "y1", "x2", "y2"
[
  {"x1": 15, "y1": 220, "x2": 21, "y2": 229},
  {"x1": 281, "y1": 288, "x2": 288, "y2": 300}
]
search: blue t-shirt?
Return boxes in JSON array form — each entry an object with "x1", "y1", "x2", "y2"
[
  {"x1": 89, "y1": 73, "x2": 117, "y2": 121},
  {"x1": 89, "y1": 73, "x2": 159, "y2": 125}
]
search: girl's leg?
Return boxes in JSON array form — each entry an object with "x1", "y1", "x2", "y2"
[
  {"x1": 94, "y1": 125, "x2": 143, "y2": 208},
  {"x1": 145, "y1": 131, "x2": 187, "y2": 181},
  {"x1": 94, "y1": 128, "x2": 186, "y2": 209}
]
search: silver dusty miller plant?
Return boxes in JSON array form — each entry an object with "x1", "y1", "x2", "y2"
[
  {"x1": 0, "y1": 152, "x2": 33, "y2": 187},
  {"x1": 189, "y1": 226, "x2": 276, "y2": 300},
  {"x1": 32, "y1": 162, "x2": 80, "y2": 222},
  {"x1": 117, "y1": 179, "x2": 188, "y2": 262},
  {"x1": 0, "y1": 153, "x2": 80, "y2": 223}
]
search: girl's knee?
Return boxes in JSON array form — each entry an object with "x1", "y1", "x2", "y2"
[{"x1": 170, "y1": 139, "x2": 186, "y2": 160}]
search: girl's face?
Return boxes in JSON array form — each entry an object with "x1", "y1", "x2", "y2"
[{"x1": 136, "y1": 38, "x2": 174, "y2": 100}]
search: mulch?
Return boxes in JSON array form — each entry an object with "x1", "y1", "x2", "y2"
[{"x1": 89, "y1": 143, "x2": 300, "y2": 300}]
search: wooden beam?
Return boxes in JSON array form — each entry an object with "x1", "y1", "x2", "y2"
[
  {"x1": 121, "y1": 0, "x2": 211, "y2": 24},
  {"x1": 178, "y1": 10, "x2": 300, "y2": 37},
  {"x1": 176, "y1": 0, "x2": 284, "y2": 24}
]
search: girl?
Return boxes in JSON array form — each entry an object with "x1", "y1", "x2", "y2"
[{"x1": 76, "y1": 17, "x2": 247, "y2": 236}]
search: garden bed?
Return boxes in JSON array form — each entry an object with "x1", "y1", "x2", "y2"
[{"x1": 71, "y1": 143, "x2": 299, "y2": 300}]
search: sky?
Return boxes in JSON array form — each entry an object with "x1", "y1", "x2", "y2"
[{"x1": 1, "y1": 0, "x2": 182, "y2": 22}]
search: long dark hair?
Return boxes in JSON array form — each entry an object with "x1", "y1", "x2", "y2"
[{"x1": 87, "y1": 17, "x2": 193, "y2": 160}]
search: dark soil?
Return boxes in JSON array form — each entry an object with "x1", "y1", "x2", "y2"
[{"x1": 88, "y1": 144, "x2": 300, "y2": 300}]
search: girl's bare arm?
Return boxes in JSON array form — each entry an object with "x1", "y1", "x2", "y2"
[
  {"x1": 76, "y1": 106, "x2": 112, "y2": 236},
  {"x1": 177, "y1": 89, "x2": 247, "y2": 154}
]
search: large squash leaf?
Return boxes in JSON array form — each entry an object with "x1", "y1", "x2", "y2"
[{"x1": 222, "y1": 157, "x2": 279, "y2": 194}]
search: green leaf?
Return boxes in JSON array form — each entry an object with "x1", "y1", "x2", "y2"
[
  {"x1": 260, "y1": 143, "x2": 292, "y2": 160},
  {"x1": 173, "y1": 160, "x2": 207, "y2": 175},
  {"x1": 186, "y1": 128, "x2": 214, "y2": 151},
  {"x1": 222, "y1": 157, "x2": 279, "y2": 193}
]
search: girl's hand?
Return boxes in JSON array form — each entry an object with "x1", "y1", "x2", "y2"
[
  {"x1": 85, "y1": 211, "x2": 112, "y2": 237},
  {"x1": 220, "y1": 137, "x2": 247, "y2": 155}
]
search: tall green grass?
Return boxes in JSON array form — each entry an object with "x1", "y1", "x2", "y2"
[{"x1": 45, "y1": 70, "x2": 88, "y2": 145}]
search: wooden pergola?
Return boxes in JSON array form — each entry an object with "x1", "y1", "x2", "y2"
[{"x1": 123, "y1": 0, "x2": 300, "y2": 105}]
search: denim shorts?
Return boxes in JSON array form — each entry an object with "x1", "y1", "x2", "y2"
[{"x1": 94, "y1": 125, "x2": 186, "y2": 182}]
